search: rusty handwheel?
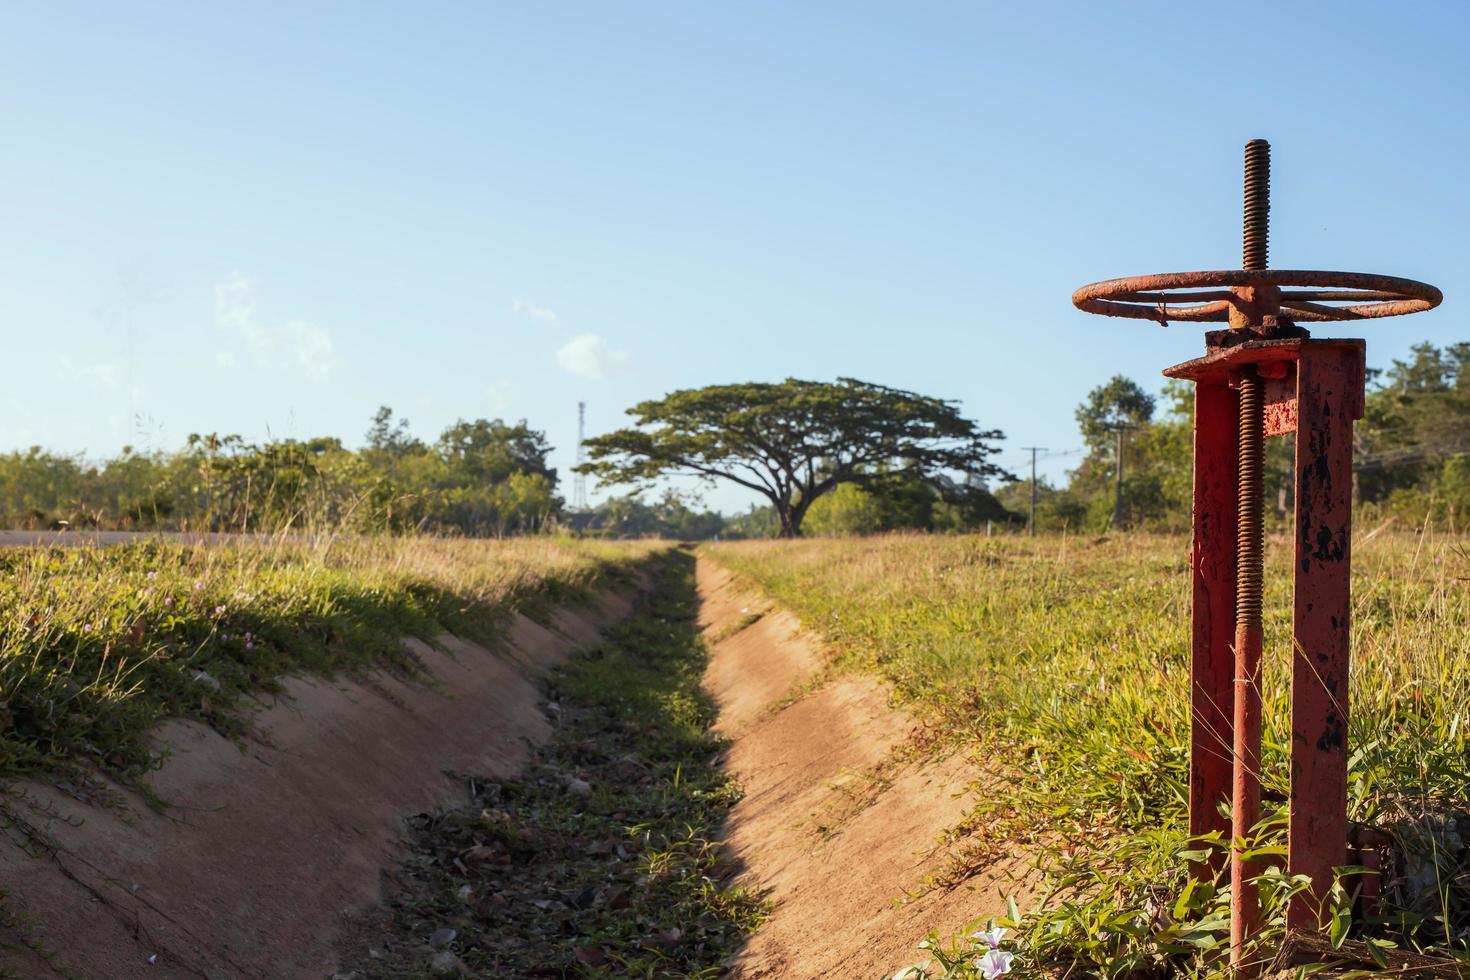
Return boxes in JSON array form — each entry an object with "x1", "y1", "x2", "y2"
[{"x1": 1071, "y1": 269, "x2": 1441, "y2": 324}]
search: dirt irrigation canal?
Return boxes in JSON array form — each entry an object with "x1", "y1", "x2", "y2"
[{"x1": 0, "y1": 550, "x2": 1016, "y2": 978}]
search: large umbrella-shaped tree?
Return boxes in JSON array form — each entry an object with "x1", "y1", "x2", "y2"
[{"x1": 577, "y1": 378, "x2": 1009, "y2": 537}]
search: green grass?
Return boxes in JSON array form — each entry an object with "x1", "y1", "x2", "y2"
[
  {"x1": 336, "y1": 549, "x2": 767, "y2": 978},
  {"x1": 0, "y1": 534, "x2": 665, "y2": 784},
  {"x1": 704, "y1": 530, "x2": 1470, "y2": 977}
]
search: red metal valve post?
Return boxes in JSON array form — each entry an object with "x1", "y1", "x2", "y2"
[{"x1": 1072, "y1": 140, "x2": 1437, "y2": 971}]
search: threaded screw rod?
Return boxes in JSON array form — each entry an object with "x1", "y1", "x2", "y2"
[
  {"x1": 1243, "y1": 139, "x2": 1270, "y2": 271},
  {"x1": 1236, "y1": 138, "x2": 1271, "y2": 656},
  {"x1": 1238, "y1": 140, "x2": 1271, "y2": 625},
  {"x1": 1231, "y1": 139, "x2": 1271, "y2": 975},
  {"x1": 1235, "y1": 374, "x2": 1265, "y2": 631}
]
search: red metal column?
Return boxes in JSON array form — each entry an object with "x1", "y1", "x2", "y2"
[
  {"x1": 1286, "y1": 343, "x2": 1363, "y2": 930},
  {"x1": 1189, "y1": 379, "x2": 1238, "y2": 865}
]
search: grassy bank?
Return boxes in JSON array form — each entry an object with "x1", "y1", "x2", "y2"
[
  {"x1": 0, "y1": 534, "x2": 664, "y2": 783},
  {"x1": 337, "y1": 549, "x2": 766, "y2": 978},
  {"x1": 704, "y1": 531, "x2": 1470, "y2": 976}
]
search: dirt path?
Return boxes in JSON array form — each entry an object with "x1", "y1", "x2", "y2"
[
  {"x1": 0, "y1": 592, "x2": 637, "y2": 979},
  {"x1": 698, "y1": 557, "x2": 1034, "y2": 979},
  {"x1": 0, "y1": 555, "x2": 1028, "y2": 979}
]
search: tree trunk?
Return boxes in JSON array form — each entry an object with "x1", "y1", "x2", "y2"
[
  {"x1": 779, "y1": 498, "x2": 814, "y2": 538},
  {"x1": 776, "y1": 504, "x2": 799, "y2": 538}
]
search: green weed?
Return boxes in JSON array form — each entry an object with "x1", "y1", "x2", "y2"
[
  {"x1": 337, "y1": 550, "x2": 767, "y2": 977},
  {"x1": 706, "y1": 530, "x2": 1470, "y2": 976},
  {"x1": 0, "y1": 534, "x2": 663, "y2": 785}
]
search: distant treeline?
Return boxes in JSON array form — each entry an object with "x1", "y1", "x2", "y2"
[
  {"x1": 1, "y1": 405, "x2": 794, "y2": 539},
  {"x1": 1002, "y1": 340, "x2": 1470, "y2": 533},
  {"x1": 1, "y1": 404, "x2": 1016, "y2": 539},
  {"x1": 700, "y1": 339, "x2": 1470, "y2": 537},
  {"x1": 0, "y1": 407, "x2": 560, "y2": 535},
  {"x1": 7, "y1": 341, "x2": 1467, "y2": 537},
  {"x1": 587, "y1": 479, "x2": 1012, "y2": 539}
]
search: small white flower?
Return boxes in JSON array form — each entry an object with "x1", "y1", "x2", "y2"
[
  {"x1": 971, "y1": 926, "x2": 1009, "y2": 949},
  {"x1": 893, "y1": 962, "x2": 930, "y2": 980},
  {"x1": 976, "y1": 949, "x2": 1015, "y2": 979}
]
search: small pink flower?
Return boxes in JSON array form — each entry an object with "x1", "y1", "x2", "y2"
[
  {"x1": 976, "y1": 949, "x2": 1015, "y2": 979},
  {"x1": 971, "y1": 927, "x2": 1008, "y2": 950}
]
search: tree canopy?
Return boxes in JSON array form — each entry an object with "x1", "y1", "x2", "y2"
[
  {"x1": 577, "y1": 378, "x2": 1008, "y2": 537},
  {"x1": 0, "y1": 407, "x2": 561, "y2": 535},
  {"x1": 1001, "y1": 339, "x2": 1470, "y2": 534},
  {"x1": 1075, "y1": 375, "x2": 1156, "y2": 454}
]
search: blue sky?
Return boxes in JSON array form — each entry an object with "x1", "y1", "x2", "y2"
[{"x1": 2, "y1": 1, "x2": 1467, "y2": 512}]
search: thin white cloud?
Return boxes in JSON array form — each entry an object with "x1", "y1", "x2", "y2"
[
  {"x1": 513, "y1": 298, "x2": 558, "y2": 323},
  {"x1": 214, "y1": 270, "x2": 333, "y2": 381},
  {"x1": 215, "y1": 270, "x2": 265, "y2": 348},
  {"x1": 57, "y1": 356, "x2": 122, "y2": 389},
  {"x1": 486, "y1": 382, "x2": 511, "y2": 413},
  {"x1": 282, "y1": 319, "x2": 333, "y2": 381},
  {"x1": 555, "y1": 333, "x2": 629, "y2": 380}
]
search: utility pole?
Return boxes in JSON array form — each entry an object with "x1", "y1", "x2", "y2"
[
  {"x1": 1020, "y1": 447, "x2": 1046, "y2": 536},
  {"x1": 1112, "y1": 425, "x2": 1132, "y2": 531},
  {"x1": 572, "y1": 402, "x2": 589, "y2": 512}
]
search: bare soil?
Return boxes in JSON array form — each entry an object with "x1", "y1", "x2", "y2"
[
  {"x1": 331, "y1": 552, "x2": 765, "y2": 978},
  {"x1": 0, "y1": 557, "x2": 1031, "y2": 980},
  {"x1": 0, "y1": 594, "x2": 634, "y2": 980},
  {"x1": 698, "y1": 558, "x2": 1036, "y2": 979}
]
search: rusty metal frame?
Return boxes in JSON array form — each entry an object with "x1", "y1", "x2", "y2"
[
  {"x1": 1071, "y1": 141, "x2": 1441, "y2": 971},
  {"x1": 1165, "y1": 338, "x2": 1366, "y2": 949}
]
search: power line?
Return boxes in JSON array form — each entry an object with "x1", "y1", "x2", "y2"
[
  {"x1": 997, "y1": 447, "x2": 1081, "y2": 462},
  {"x1": 1355, "y1": 438, "x2": 1470, "y2": 471}
]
